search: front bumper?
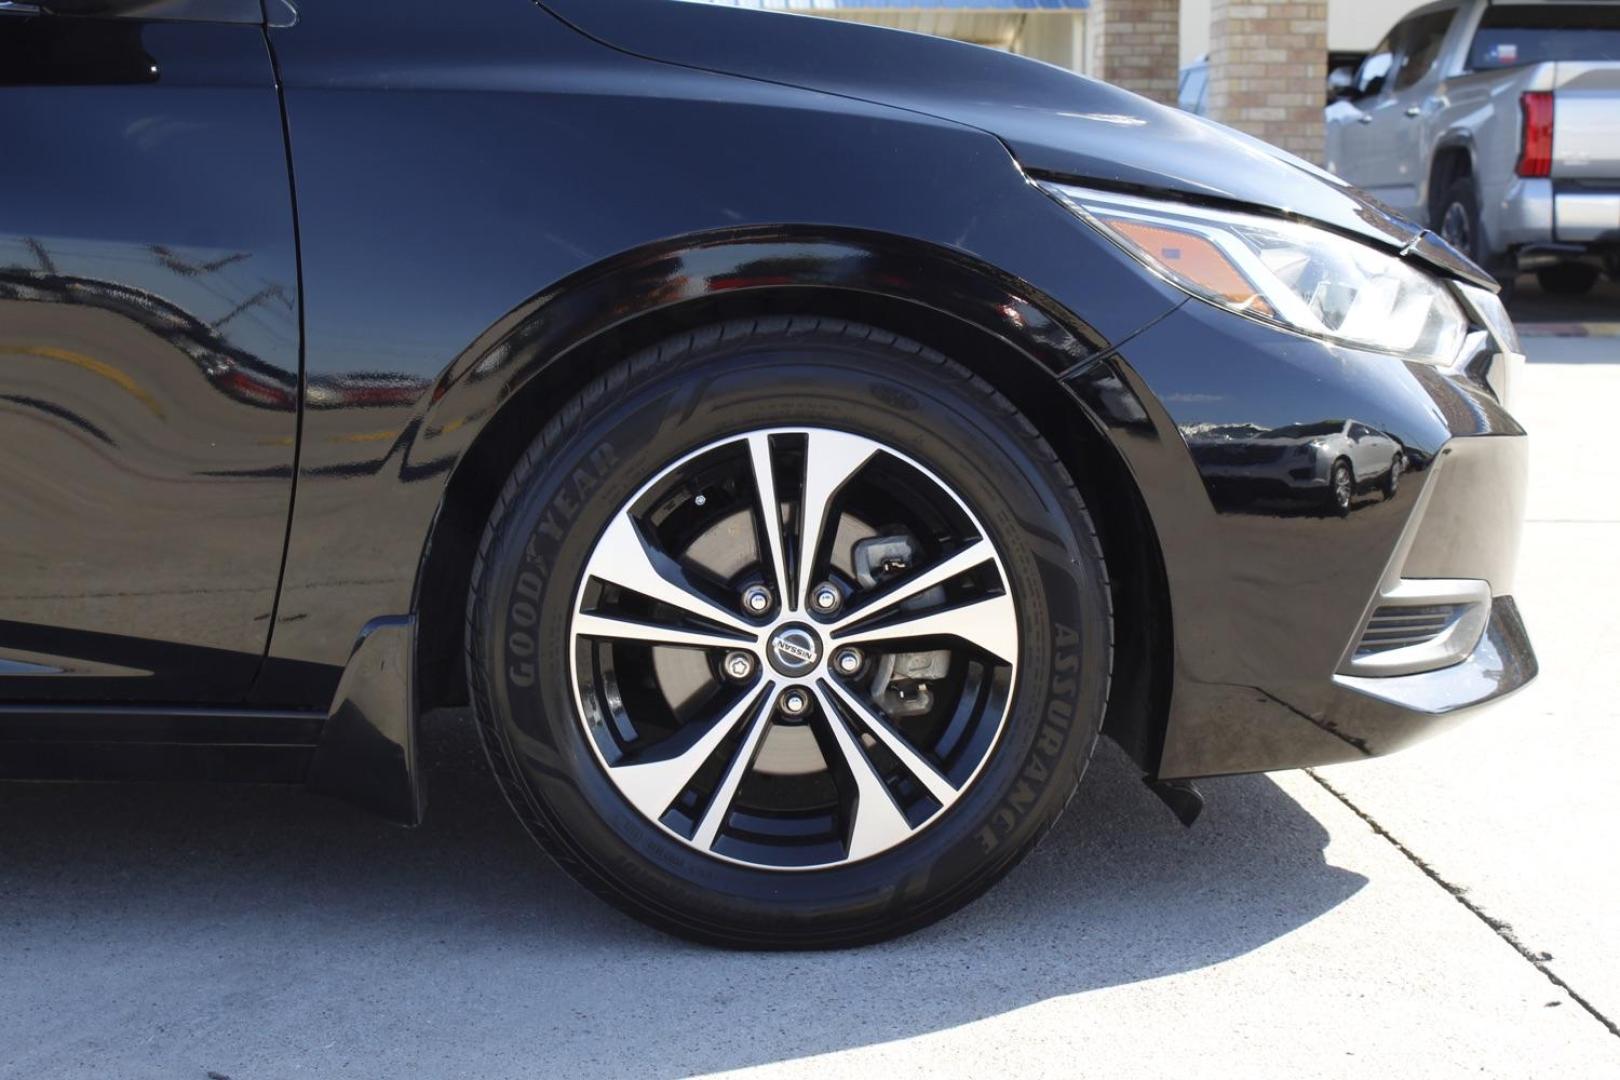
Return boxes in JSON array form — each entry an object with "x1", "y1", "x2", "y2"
[
  {"x1": 1328, "y1": 597, "x2": 1536, "y2": 758},
  {"x1": 1076, "y1": 292, "x2": 1537, "y2": 779}
]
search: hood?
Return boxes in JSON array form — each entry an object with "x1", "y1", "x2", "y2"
[{"x1": 541, "y1": 0, "x2": 1492, "y2": 289}]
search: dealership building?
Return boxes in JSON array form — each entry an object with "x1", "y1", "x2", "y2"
[{"x1": 700, "y1": 0, "x2": 1419, "y2": 162}]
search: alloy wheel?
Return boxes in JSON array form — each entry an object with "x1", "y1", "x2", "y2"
[
  {"x1": 568, "y1": 427, "x2": 1018, "y2": 870},
  {"x1": 1333, "y1": 461, "x2": 1353, "y2": 512}
]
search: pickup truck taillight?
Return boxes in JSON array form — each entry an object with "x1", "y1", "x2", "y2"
[{"x1": 1517, "y1": 91, "x2": 1555, "y2": 178}]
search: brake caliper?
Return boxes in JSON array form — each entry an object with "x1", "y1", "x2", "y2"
[{"x1": 853, "y1": 534, "x2": 949, "y2": 719}]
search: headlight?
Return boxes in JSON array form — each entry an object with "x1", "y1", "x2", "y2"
[
  {"x1": 1041, "y1": 182, "x2": 1470, "y2": 365},
  {"x1": 1455, "y1": 282, "x2": 1521, "y2": 356}
]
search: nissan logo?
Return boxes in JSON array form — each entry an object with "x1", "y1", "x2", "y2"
[{"x1": 767, "y1": 625, "x2": 821, "y2": 675}]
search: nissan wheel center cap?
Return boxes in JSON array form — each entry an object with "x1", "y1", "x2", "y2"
[{"x1": 767, "y1": 624, "x2": 822, "y2": 677}]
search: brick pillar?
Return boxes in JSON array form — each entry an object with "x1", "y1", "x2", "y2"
[
  {"x1": 1092, "y1": 0, "x2": 1180, "y2": 106},
  {"x1": 1206, "y1": 0, "x2": 1327, "y2": 162}
]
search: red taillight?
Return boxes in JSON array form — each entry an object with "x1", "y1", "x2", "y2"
[{"x1": 1518, "y1": 91, "x2": 1555, "y2": 178}]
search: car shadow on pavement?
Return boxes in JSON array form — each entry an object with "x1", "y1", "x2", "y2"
[
  {"x1": 1507, "y1": 272, "x2": 1620, "y2": 332},
  {"x1": 0, "y1": 711, "x2": 1366, "y2": 1078}
]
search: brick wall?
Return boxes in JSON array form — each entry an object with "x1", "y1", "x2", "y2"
[
  {"x1": 1206, "y1": 0, "x2": 1327, "y2": 162},
  {"x1": 1094, "y1": 0, "x2": 1180, "y2": 106}
]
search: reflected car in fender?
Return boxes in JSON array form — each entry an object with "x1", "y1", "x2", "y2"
[
  {"x1": 0, "y1": 0, "x2": 1535, "y2": 948},
  {"x1": 1188, "y1": 419, "x2": 1409, "y2": 515}
]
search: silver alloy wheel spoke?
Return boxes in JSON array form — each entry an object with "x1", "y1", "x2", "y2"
[
  {"x1": 691, "y1": 691, "x2": 778, "y2": 851},
  {"x1": 822, "y1": 676, "x2": 957, "y2": 806},
  {"x1": 812, "y1": 684, "x2": 914, "y2": 861},
  {"x1": 587, "y1": 513, "x2": 755, "y2": 634},
  {"x1": 573, "y1": 611, "x2": 756, "y2": 651},
  {"x1": 795, "y1": 430, "x2": 877, "y2": 612},
  {"x1": 828, "y1": 539, "x2": 995, "y2": 634},
  {"x1": 831, "y1": 592, "x2": 1018, "y2": 665},
  {"x1": 747, "y1": 432, "x2": 792, "y2": 607},
  {"x1": 614, "y1": 681, "x2": 775, "y2": 825}
]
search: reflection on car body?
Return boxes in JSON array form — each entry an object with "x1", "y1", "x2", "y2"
[
  {"x1": 0, "y1": 0, "x2": 1537, "y2": 950},
  {"x1": 1187, "y1": 418, "x2": 1410, "y2": 514}
]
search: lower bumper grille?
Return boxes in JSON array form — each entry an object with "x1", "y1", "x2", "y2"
[
  {"x1": 1340, "y1": 580, "x2": 1491, "y2": 677},
  {"x1": 1357, "y1": 604, "x2": 1465, "y2": 655}
]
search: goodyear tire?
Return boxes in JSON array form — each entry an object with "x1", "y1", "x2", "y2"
[{"x1": 467, "y1": 317, "x2": 1112, "y2": 948}]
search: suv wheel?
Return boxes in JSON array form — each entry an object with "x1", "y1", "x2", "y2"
[{"x1": 466, "y1": 317, "x2": 1113, "y2": 947}]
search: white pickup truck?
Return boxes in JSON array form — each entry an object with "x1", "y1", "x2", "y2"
[{"x1": 1325, "y1": 0, "x2": 1620, "y2": 295}]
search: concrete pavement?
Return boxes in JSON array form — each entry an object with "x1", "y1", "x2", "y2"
[
  {"x1": 2, "y1": 337, "x2": 1618, "y2": 1080},
  {"x1": 1317, "y1": 330, "x2": 1620, "y2": 1028}
]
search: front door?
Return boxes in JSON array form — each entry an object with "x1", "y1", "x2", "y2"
[
  {"x1": 1384, "y1": 7, "x2": 1461, "y2": 221},
  {"x1": 0, "y1": 4, "x2": 299, "y2": 702},
  {"x1": 1327, "y1": 30, "x2": 1406, "y2": 203}
]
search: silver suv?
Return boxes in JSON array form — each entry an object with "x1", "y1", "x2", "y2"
[{"x1": 1325, "y1": 0, "x2": 1620, "y2": 295}]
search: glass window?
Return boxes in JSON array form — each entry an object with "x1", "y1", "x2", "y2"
[
  {"x1": 1178, "y1": 64, "x2": 1208, "y2": 115},
  {"x1": 1355, "y1": 34, "x2": 1396, "y2": 98},
  {"x1": 1394, "y1": 10, "x2": 1457, "y2": 90},
  {"x1": 1468, "y1": 5, "x2": 1620, "y2": 69},
  {"x1": 1271, "y1": 420, "x2": 1344, "y2": 439}
]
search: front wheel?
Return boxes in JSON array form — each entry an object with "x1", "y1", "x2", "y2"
[
  {"x1": 466, "y1": 317, "x2": 1113, "y2": 947},
  {"x1": 1329, "y1": 459, "x2": 1354, "y2": 515},
  {"x1": 1383, "y1": 454, "x2": 1404, "y2": 499}
]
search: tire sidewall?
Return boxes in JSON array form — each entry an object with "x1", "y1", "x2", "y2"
[{"x1": 471, "y1": 331, "x2": 1110, "y2": 942}]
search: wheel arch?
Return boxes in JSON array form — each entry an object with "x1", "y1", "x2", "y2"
[
  {"x1": 1427, "y1": 137, "x2": 1476, "y2": 226},
  {"x1": 411, "y1": 227, "x2": 1175, "y2": 776}
]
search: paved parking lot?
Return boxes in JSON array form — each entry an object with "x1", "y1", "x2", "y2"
[{"x1": 2, "y1": 301, "x2": 1616, "y2": 1080}]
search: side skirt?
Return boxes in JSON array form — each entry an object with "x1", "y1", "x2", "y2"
[
  {"x1": 0, "y1": 707, "x2": 322, "y2": 784},
  {"x1": 0, "y1": 615, "x2": 424, "y2": 826}
]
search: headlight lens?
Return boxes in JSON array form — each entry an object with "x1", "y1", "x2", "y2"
[
  {"x1": 1455, "y1": 281, "x2": 1522, "y2": 356},
  {"x1": 1041, "y1": 182, "x2": 1470, "y2": 365}
]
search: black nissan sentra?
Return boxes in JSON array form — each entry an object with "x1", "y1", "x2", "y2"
[{"x1": 0, "y1": 0, "x2": 1535, "y2": 947}]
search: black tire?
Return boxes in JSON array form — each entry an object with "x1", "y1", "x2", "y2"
[
  {"x1": 1536, "y1": 263, "x2": 1600, "y2": 296},
  {"x1": 1329, "y1": 458, "x2": 1354, "y2": 516},
  {"x1": 1434, "y1": 177, "x2": 1485, "y2": 269},
  {"x1": 1383, "y1": 454, "x2": 1403, "y2": 499},
  {"x1": 466, "y1": 317, "x2": 1114, "y2": 948}
]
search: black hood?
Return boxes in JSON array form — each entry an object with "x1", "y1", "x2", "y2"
[{"x1": 541, "y1": 0, "x2": 1492, "y2": 288}]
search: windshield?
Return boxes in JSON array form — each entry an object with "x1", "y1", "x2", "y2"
[{"x1": 1468, "y1": 5, "x2": 1620, "y2": 69}]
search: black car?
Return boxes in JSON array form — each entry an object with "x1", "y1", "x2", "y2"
[{"x1": 0, "y1": 0, "x2": 1535, "y2": 948}]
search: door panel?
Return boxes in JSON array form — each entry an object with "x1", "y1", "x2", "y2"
[
  {"x1": 0, "y1": 15, "x2": 298, "y2": 702},
  {"x1": 1385, "y1": 8, "x2": 1459, "y2": 220},
  {"x1": 1334, "y1": 29, "x2": 1412, "y2": 201}
]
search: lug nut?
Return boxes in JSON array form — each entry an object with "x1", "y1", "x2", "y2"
[
  {"x1": 810, "y1": 583, "x2": 842, "y2": 615},
  {"x1": 741, "y1": 584, "x2": 773, "y2": 615},
  {"x1": 778, "y1": 687, "x2": 811, "y2": 717},
  {"x1": 833, "y1": 647, "x2": 863, "y2": 675},
  {"x1": 724, "y1": 651, "x2": 755, "y2": 681}
]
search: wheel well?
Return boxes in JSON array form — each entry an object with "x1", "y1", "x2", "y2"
[
  {"x1": 414, "y1": 289, "x2": 1174, "y2": 774},
  {"x1": 1428, "y1": 145, "x2": 1473, "y2": 227}
]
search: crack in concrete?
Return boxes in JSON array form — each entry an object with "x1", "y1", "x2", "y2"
[{"x1": 1307, "y1": 769, "x2": 1620, "y2": 1040}]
